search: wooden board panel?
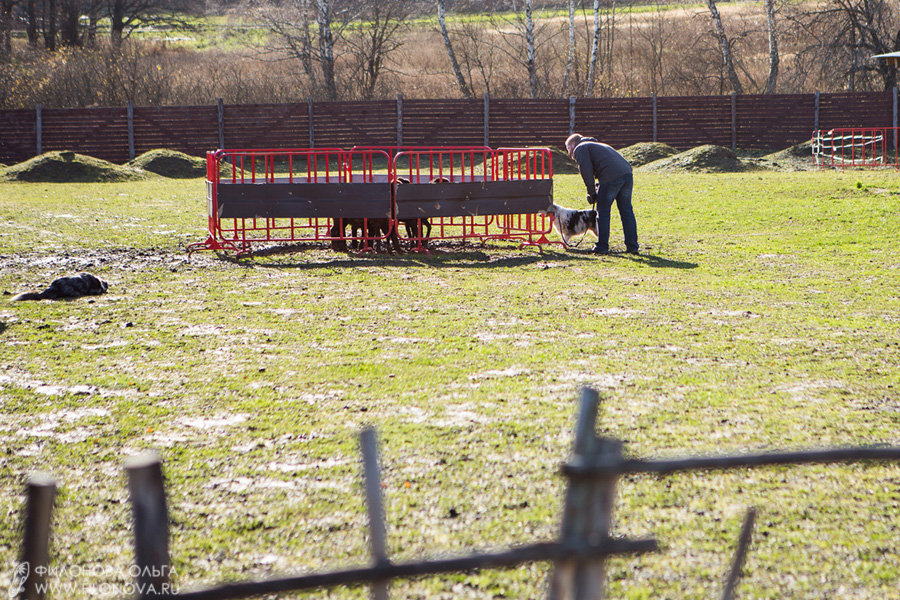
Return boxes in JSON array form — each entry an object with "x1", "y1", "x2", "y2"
[
  {"x1": 217, "y1": 182, "x2": 392, "y2": 219},
  {"x1": 0, "y1": 109, "x2": 37, "y2": 164},
  {"x1": 395, "y1": 180, "x2": 553, "y2": 218},
  {"x1": 3, "y1": 92, "x2": 900, "y2": 164},
  {"x1": 133, "y1": 105, "x2": 219, "y2": 157},
  {"x1": 40, "y1": 107, "x2": 130, "y2": 163}
]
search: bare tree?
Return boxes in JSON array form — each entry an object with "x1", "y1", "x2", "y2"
[
  {"x1": 437, "y1": 0, "x2": 473, "y2": 98},
  {"x1": 586, "y1": 0, "x2": 600, "y2": 96},
  {"x1": 107, "y1": 0, "x2": 199, "y2": 48},
  {"x1": 0, "y1": 0, "x2": 18, "y2": 58},
  {"x1": 60, "y1": 0, "x2": 83, "y2": 46},
  {"x1": 764, "y1": 0, "x2": 780, "y2": 93},
  {"x1": 811, "y1": 0, "x2": 900, "y2": 91},
  {"x1": 344, "y1": 0, "x2": 412, "y2": 99},
  {"x1": 706, "y1": 0, "x2": 744, "y2": 93},
  {"x1": 259, "y1": 0, "x2": 359, "y2": 101},
  {"x1": 487, "y1": 0, "x2": 557, "y2": 98},
  {"x1": 562, "y1": 0, "x2": 575, "y2": 94}
]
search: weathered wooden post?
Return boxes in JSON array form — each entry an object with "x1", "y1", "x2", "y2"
[
  {"x1": 721, "y1": 507, "x2": 757, "y2": 600},
  {"x1": 360, "y1": 427, "x2": 390, "y2": 600},
  {"x1": 127, "y1": 101, "x2": 135, "y2": 161},
  {"x1": 126, "y1": 452, "x2": 171, "y2": 598},
  {"x1": 18, "y1": 473, "x2": 57, "y2": 600},
  {"x1": 217, "y1": 98, "x2": 225, "y2": 150},
  {"x1": 396, "y1": 94, "x2": 404, "y2": 147},
  {"x1": 548, "y1": 387, "x2": 623, "y2": 600}
]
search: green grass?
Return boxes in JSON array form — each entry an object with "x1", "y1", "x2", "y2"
[{"x1": 1, "y1": 169, "x2": 899, "y2": 599}]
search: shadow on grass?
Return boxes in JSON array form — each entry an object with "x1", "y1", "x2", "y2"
[{"x1": 222, "y1": 243, "x2": 698, "y2": 270}]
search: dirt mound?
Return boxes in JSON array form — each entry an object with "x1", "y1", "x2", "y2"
[
  {"x1": 130, "y1": 149, "x2": 207, "y2": 178},
  {"x1": 637, "y1": 144, "x2": 747, "y2": 173},
  {"x1": 619, "y1": 142, "x2": 678, "y2": 167},
  {"x1": 546, "y1": 146, "x2": 580, "y2": 174},
  {"x1": 759, "y1": 141, "x2": 817, "y2": 171},
  {"x1": 3, "y1": 151, "x2": 149, "y2": 183}
]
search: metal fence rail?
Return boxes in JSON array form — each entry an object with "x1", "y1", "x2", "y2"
[{"x1": 11, "y1": 388, "x2": 900, "y2": 600}]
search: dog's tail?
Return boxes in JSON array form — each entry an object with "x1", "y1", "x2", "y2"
[{"x1": 10, "y1": 291, "x2": 46, "y2": 301}]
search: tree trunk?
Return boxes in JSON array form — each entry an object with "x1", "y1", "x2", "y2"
[
  {"x1": 316, "y1": 0, "x2": 337, "y2": 101},
  {"x1": 301, "y1": 0, "x2": 314, "y2": 79},
  {"x1": 562, "y1": 0, "x2": 575, "y2": 94},
  {"x1": 60, "y1": 0, "x2": 81, "y2": 46},
  {"x1": 524, "y1": 0, "x2": 537, "y2": 98},
  {"x1": 43, "y1": 0, "x2": 57, "y2": 51},
  {"x1": 87, "y1": 0, "x2": 99, "y2": 46},
  {"x1": 706, "y1": 0, "x2": 743, "y2": 94},
  {"x1": 0, "y1": 0, "x2": 13, "y2": 59},
  {"x1": 110, "y1": 0, "x2": 125, "y2": 48},
  {"x1": 764, "y1": 0, "x2": 779, "y2": 93},
  {"x1": 26, "y1": 0, "x2": 37, "y2": 47},
  {"x1": 437, "y1": 0, "x2": 473, "y2": 98},
  {"x1": 586, "y1": 0, "x2": 600, "y2": 96}
]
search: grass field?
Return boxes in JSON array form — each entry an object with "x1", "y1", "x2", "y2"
[{"x1": 0, "y1": 169, "x2": 899, "y2": 599}]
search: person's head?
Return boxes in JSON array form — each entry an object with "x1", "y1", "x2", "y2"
[{"x1": 565, "y1": 133, "x2": 583, "y2": 158}]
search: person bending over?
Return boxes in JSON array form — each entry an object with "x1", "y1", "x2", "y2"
[{"x1": 565, "y1": 133, "x2": 639, "y2": 255}]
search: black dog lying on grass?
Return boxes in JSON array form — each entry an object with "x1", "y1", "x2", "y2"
[{"x1": 11, "y1": 272, "x2": 108, "y2": 301}]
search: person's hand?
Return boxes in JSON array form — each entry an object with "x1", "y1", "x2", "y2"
[{"x1": 586, "y1": 194, "x2": 595, "y2": 205}]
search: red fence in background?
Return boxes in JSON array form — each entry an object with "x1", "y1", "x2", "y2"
[
  {"x1": 1, "y1": 91, "x2": 896, "y2": 165},
  {"x1": 812, "y1": 126, "x2": 900, "y2": 168}
]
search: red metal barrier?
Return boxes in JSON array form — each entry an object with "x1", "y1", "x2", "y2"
[
  {"x1": 390, "y1": 147, "x2": 555, "y2": 251},
  {"x1": 812, "y1": 127, "x2": 900, "y2": 169},
  {"x1": 188, "y1": 148, "x2": 395, "y2": 257},
  {"x1": 188, "y1": 146, "x2": 555, "y2": 257}
]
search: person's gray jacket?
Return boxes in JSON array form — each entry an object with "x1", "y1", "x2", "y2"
[{"x1": 572, "y1": 137, "x2": 632, "y2": 201}]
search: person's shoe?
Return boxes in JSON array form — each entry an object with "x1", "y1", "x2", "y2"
[
  {"x1": 626, "y1": 247, "x2": 640, "y2": 255},
  {"x1": 592, "y1": 245, "x2": 609, "y2": 255}
]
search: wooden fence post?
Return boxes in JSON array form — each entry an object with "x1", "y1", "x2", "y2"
[
  {"x1": 127, "y1": 101, "x2": 135, "y2": 161},
  {"x1": 730, "y1": 91, "x2": 737, "y2": 150},
  {"x1": 18, "y1": 473, "x2": 56, "y2": 600},
  {"x1": 652, "y1": 94, "x2": 657, "y2": 143},
  {"x1": 35, "y1": 104, "x2": 42, "y2": 157},
  {"x1": 814, "y1": 90, "x2": 820, "y2": 132},
  {"x1": 217, "y1": 98, "x2": 225, "y2": 150},
  {"x1": 569, "y1": 96, "x2": 576, "y2": 136},
  {"x1": 126, "y1": 452, "x2": 170, "y2": 598},
  {"x1": 308, "y1": 98, "x2": 315, "y2": 148},
  {"x1": 396, "y1": 94, "x2": 403, "y2": 147},
  {"x1": 892, "y1": 87, "x2": 897, "y2": 156},
  {"x1": 483, "y1": 92, "x2": 490, "y2": 147},
  {"x1": 721, "y1": 508, "x2": 756, "y2": 600},
  {"x1": 360, "y1": 428, "x2": 390, "y2": 600},
  {"x1": 548, "y1": 387, "x2": 623, "y2": 600}
]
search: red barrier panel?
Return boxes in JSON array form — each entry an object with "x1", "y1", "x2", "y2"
[
  {"x1": 812, "y1": 127, "x2": 900, "y2": 169},
  {"x1": 189, "y1": 148, "x2": 395, "y2": 257},
  {"x1": 390, "y1": 147, "x2": 554, "y2": 251},
  {"x1": 188, "y1": 146, "x2": 555, "y2": 257}
]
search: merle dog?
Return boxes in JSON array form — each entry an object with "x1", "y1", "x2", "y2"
[{"x1": 12, "y1": 273, "x2": 108, "y2": 301}]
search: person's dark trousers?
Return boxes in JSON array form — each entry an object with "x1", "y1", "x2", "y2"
[{"x1": 594, "y1": 173, "x2": 639, "y2": 253}]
